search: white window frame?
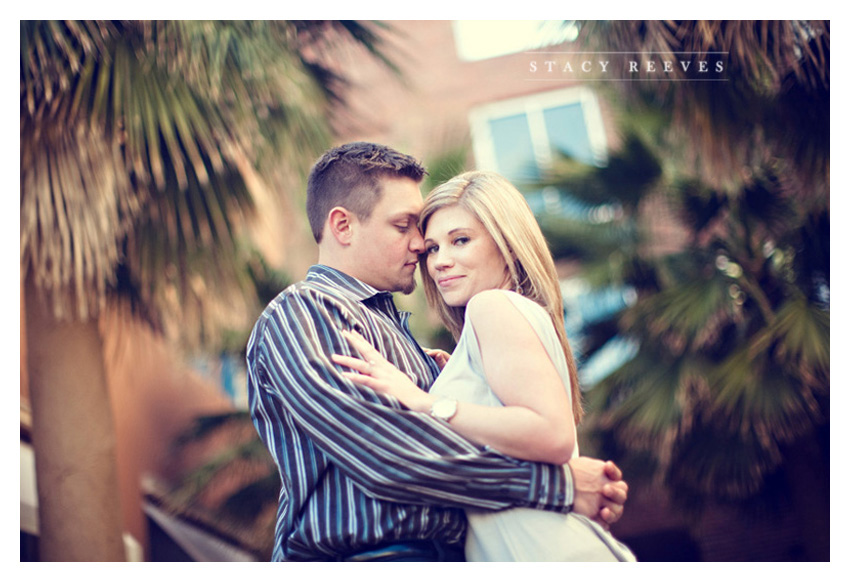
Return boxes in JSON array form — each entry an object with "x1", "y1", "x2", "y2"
[{"x1": 469, "y1": 86, "x2": 608, "y2": 174}]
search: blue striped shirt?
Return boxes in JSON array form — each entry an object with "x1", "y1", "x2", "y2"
[{"x1": 246, "y1": 265, "x2": 573, "y2": 561}]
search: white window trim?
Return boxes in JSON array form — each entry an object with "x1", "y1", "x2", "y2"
[{"x1": 469, "y1": 86, "x2": 608, "y2": 174}]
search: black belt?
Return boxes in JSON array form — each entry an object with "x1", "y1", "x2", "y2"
[{"x1": 340, "y1": 539, "x2": 465, "y2": 562}]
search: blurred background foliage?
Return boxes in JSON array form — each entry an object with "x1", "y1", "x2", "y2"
[
  {"x1": 552, "y1": 20, "x2": 829, "y2": 515},
  {"x1": 542, "y1": 119, "x2": 828, "y2": 510}
]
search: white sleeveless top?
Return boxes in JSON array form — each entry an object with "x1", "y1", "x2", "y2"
[{"x1": 429, "y1": 290, "x2": 636, "y2": 562}]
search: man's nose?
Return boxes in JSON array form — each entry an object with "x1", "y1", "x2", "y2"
[{"x1": 409, "y1": 229, "x2": 425, "y2": 253}]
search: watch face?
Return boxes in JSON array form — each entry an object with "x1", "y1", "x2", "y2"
[{"x1": 433, "y1": 399, "x2": 457, "y2": 420}]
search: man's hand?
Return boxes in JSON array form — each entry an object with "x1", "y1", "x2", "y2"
[
  {"x1": 567, "y1": 457, "x2": 628, "y2": 530},
  {"x1": 423, "y1": 348, "x2": 450, "y2": 370}
]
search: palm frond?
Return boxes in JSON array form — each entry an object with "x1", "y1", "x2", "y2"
[
  {"x1": 592, "y1": 351, "x2": 687, "y2": 446},
  {"x1": 668, "y1": 420, "x2": 785, "y2": 502},
  {"x1": 588, "y1": 345, "x2": 713, "y2": 477},
  {"x1": 622, "y1": 274, "x2": 735, "y2": 354},
  {"x1": 671, "y1": 179, "x2": 728, "y2": 237},
  {"x1": 22, "y1": 20, "x2": 393, "y2": 344},
  {"x1": 173, "y1": 411, "x2": 253, "y2": 447},
  {"x1": 757, "y1": 293, "x2": 829, "y2": 386},
  {"x1": 220, "y1": 474, "x2": 281, "y2": 523},
  {"x1": 709, "y1": 343, "x2": 822, "y2": 450},
  {"x1": 166, "y1": 408, "x2": 278, "y2": 553},
  {"x1": 169, "y1": 436, "x2": 275, "y2": 507},
  {"x1": 578, "y1": 21, "x2": 829, "y2": 191},
  {"x1": 541, "y1": 132, "x2": 662, "y2": 211},
  {"x1": 539, "y1": 213, "x2": 637, "y2": 263},
  {"x1": 20, "y1": 120, "x2": 140, "y2": 320}
]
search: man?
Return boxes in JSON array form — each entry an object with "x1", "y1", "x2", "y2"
[{"x1": 246, "y1": 142, "x2": 628, "y2": 561}]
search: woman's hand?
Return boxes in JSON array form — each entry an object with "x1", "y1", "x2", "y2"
[
  {"x1": 332, "y1": 330, "x2": 435, "y2": 413},
  {"x1": 423, "y1": 348, "x2": 450, "y2": 370}
]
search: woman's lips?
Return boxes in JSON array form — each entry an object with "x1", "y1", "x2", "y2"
[{"x1": 437, "y1": 275, "x2": 464, "y2": 287}]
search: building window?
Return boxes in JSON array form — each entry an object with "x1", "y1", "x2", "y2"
[
  {"x1": 470, "y1": 86, "x2": 607, "y2": 181},
  {"x1": 470, "y1": 86, "x2": 608, "y2": 217}
]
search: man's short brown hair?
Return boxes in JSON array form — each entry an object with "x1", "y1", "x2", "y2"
[{"x1": 306, "y1": 142, "x2": 427, "y2": 242}]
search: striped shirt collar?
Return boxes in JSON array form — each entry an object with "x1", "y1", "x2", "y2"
[{"x1": 306, "y1": 264, "x2": 394, "y2": 303}]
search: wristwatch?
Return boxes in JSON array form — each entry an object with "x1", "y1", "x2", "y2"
[{"x1": 430, "y1": 398, "x2": 458, "y2": 422}]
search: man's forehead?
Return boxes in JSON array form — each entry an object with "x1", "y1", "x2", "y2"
[
  {"x1": 377, "y1": 175, "x2": 422, "y2": 194},
  {"x1": 385, "y1": 206, "x2": 423, "y2": 223},
  {"x1": 375, "y1": 176, "x2": 423, "y2": 215}
]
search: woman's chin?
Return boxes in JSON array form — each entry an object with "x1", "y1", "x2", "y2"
[{"x1": 438, "y1": 292, "x2": 464, "y2": 308}]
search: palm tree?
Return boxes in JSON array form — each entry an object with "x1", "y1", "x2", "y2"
[
  {"x1": 576, "y1": 20, "x2": 829, "y2": 195},
  {"x1": 546, "y1": 130, "x2": 827, "y2": 481},
  {"x1": 539, "y1": 21, "x2": 828, "y2": 556},
  {"x1": 21, "y1": 20, "x2": 391, "y2": 560},
  {"x1": 540, "y1": 120, "x2": 828, "y2": 548}
]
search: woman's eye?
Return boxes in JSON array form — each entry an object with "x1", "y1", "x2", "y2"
[
  {"x1": 454, "y1": 236, "x2": 470, "y2": 246},
  {"x1": 424, "y1": 245, "x2": 439, "y2": 254},
  {"x1": 396, "y1": 224, "x2": 410, "y2": 233}
]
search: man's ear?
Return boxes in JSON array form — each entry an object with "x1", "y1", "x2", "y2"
[{"x1": 327, "y1": 206, "x2": 355, "y2": 245}]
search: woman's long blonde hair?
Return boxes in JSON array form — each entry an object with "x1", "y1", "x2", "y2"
[{"x1": 419, "y1": 171, "x2": 583, "y2": 424}]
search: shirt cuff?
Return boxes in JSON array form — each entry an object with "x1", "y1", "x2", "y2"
[{"x1": 527, "y1": 463, "x2": 573, "y2": 513}]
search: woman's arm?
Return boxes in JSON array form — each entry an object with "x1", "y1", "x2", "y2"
[
  {"x1": 333, "y1": 290, "x2": 576, "y2": 464},
  {"x1": 443, "y1": 290, "x2": 576, "y2": 464}
]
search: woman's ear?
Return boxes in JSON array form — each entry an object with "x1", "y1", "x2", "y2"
[{"x1": 327, "y1": 206, "x2": 355, "y2": 245}]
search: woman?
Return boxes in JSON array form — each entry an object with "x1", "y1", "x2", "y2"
[{"x1": 333, "y1": 171, "x2": 636, "y2": 561}]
